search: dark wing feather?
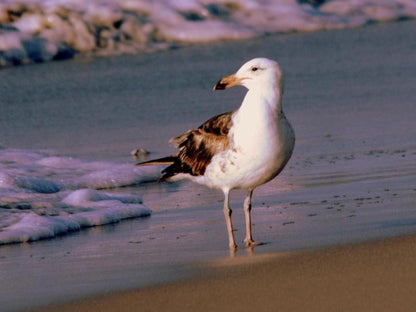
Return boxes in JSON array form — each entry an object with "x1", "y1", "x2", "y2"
[
  {"x1": 135, "y1": 155, "x2": 177, "y2": 166},
  {"x1": 169, "y1": 111, "x2": 235, "y2": 147},
  {"x1": 198, "y1": 110, "x2": 235, "y2": 135},
  {"x1": 161, "y1": 111, "x2": 234, "y2": 181}
]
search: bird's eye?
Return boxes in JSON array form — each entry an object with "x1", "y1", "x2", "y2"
[{"x1": 251, "y1": 66, "x2": 259, "y2": 72}]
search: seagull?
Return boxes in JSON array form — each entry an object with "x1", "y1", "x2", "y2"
[{"x1": 136, "y1": 58, "x2": 295, "y2": 250}]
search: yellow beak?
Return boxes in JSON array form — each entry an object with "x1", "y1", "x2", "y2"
[{"x1": 213, "y1": 74, "x2": 242, "y2": 90}]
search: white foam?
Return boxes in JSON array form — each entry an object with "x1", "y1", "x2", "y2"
[
  {"x1": 73, "y1": 165, "x2": 165, "y2": 189},
  {"x1": 0, "y1": 213, "x2": 80, "y2": 244},
  {"x1": 1, "y1": 0, "x2": 416, "y2": 66},
  {"x1": 0, "y1": 147, "x2": 155, "y2": 245},
  {"x1": 62, "y1": 189, "x2": 143, "y2": 206},
  {"x1": 0, "y1": 172, "x2": 15, "y2": 189}
]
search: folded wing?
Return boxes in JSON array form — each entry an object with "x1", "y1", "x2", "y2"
[{"x1": 136, "y1": 111, "x2": 234, "y2": 181}]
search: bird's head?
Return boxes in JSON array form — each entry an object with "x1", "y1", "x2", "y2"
[{"x1": 213, "y1": 58, "x2": 283, "y2": 92}]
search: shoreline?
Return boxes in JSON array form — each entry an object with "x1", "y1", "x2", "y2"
[{"x1": 35, "y1": 234, "x2": 416, "y2": 312}]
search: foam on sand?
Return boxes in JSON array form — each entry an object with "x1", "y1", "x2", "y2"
[
  {"x1": 0, "y1": 147, "x2": 159, "y2": 245},
  {"x1": 1, "y1": 0, "x2": 416, "y2": 66}
]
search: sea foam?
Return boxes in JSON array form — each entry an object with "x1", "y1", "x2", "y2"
[
  {"x1": 0, "y1": 147, "x2": 158, "y2": 245},
  {"x1": 0, "y1": 0, "x2": 415, "y2": 66}
]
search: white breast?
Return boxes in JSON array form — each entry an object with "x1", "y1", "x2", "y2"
[{"x1": 200, "y1": 103, "x2": 295, "y2": 191}]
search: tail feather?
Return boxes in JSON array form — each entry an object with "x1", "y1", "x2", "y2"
[{"x1": 135, "y1": 155, "x2": 177, "y2": 167}]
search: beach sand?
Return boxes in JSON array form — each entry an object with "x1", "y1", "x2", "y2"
[
  {"x1": 1, "y1": 20, "x2": 415, "y2": 312},
  {"x1": 36, "y1": 235, "x2": 416, "y2": 312}
]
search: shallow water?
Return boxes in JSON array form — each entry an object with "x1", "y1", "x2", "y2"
[{"x1": 0, "y1": 20, "x2": 416, "y2": 312}]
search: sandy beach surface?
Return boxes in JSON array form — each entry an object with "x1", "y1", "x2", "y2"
[
  {"x1": 36, "y1": 235, "x2": 416, "y2": 312},
  {"x1": 1, "y1": 20, "x2": 415, "y2": 311}
]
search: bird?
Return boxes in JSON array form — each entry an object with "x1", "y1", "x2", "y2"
[{"x1": 136, "y1": 58, "x2": 295, "y2": 250}]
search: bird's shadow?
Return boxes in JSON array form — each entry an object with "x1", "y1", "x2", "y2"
[{"x1": 230, "y1": 241, "x2": 270, "y2": 257}]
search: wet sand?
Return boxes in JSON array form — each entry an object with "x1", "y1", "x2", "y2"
[
  {"x1": 1, "y1": 20, "x2": 416, "y2": 312},
  {"x1": 36, "y1": 235, "x2": 416, "y2": 312}
]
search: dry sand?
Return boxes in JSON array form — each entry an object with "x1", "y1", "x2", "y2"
[{"x1": 37, "y1": 235, "x2": 416, "y2": 312}]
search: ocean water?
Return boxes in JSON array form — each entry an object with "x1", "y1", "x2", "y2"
[{"x1": 0, "y1": 146, "x2": 162, "y2": 245}]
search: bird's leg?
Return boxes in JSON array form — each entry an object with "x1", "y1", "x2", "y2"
[
  {"x1": 243, "y1": 189, "x2": 256, "y2": 247},
  {"x1": 223, "y1": 190, "x2": 237, "y2": 250}
]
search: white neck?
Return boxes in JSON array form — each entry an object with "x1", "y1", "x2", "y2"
[
  {"x1": 240, "y1": 77, "x2": 283, "y2": 116},
  {"x1": 231, "y1": 80, "x2": 284, "y2": 150}
]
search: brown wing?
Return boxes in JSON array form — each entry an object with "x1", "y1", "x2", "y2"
[
  {"x1": 198, "y1": 110, "x2": 235, "y2": 135},
  {"x1": 161, "y1": 111, "x2": 234, "y2": 180},
  {"x1": 169, "y1": 111, "x2": 235, "y2": 147}
]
